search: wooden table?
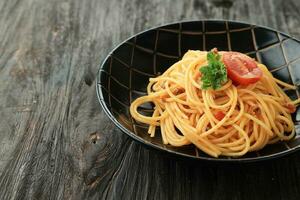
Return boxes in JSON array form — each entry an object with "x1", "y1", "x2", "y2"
[{"x1": 0, "y1": 0, "x2": 300, "y2": 199}]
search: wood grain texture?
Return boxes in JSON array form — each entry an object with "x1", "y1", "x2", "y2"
[{"x1": 0, "y1": 0, "x2": 300, "y2": 199}]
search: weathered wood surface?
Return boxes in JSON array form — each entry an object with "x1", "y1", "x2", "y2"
[{"x1": 0, "y1": 0, "x2": 300, "y2": 199}]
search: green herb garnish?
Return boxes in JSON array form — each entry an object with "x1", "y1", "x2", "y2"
[{"x1": 199, "y1": 49, "x2": 227, "y2": 90}]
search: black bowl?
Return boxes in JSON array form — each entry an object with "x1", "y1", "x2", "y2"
[{"x1": 96, "y1": 20, "x2": 300, "y2": 162}]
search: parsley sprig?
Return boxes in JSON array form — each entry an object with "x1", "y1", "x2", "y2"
[{"x1": 200, "y1": 50, "x2": 227, "y2": 90}]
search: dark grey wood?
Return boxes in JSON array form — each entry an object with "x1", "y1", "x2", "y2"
[{"x1": 0, "y1": 0, "x2": 300, "y2": 199}]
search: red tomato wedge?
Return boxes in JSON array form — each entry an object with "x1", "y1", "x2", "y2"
[
  {"x1": 214, "y1": 111, "x2": 225, "y2": 121},
  {"x1": 222, "y1": 52, "x2": 262, "y2": 85}
]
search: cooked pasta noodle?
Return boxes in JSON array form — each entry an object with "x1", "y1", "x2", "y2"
[{"x1": 129, "y1": 50, "x2": 299, "y2": 157}]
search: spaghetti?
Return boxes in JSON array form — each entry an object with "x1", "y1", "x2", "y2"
[{"x1": 130, "y1": 50, "x2": 300, "y2": 157}]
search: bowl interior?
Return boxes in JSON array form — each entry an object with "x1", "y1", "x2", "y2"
[{"x1": 97, "y1": 20, "x2": 300, "y2": 161}]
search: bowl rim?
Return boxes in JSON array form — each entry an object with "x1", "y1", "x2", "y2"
[{"x1": 96, "y1": 19, "x2": 300, "y2": 162}]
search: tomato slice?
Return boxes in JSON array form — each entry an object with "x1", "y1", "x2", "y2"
[
  {"x1": 214, "y1": 111, "x2": 225, "y2": 121},
  {"x1": 222, "y1": 52, "x2": 262, "y2": 85}
]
